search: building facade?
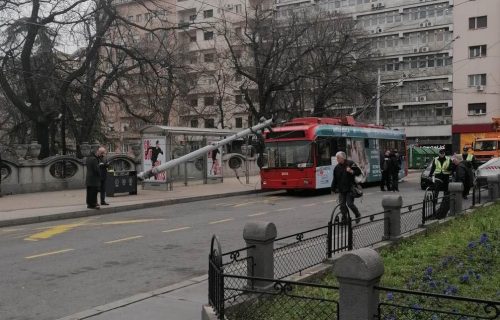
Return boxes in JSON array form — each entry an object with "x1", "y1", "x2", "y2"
[{"x1": 451, "y1": 0, "x2": 500, "y2": 150}]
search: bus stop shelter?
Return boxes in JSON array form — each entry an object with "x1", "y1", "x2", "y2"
[{"x1": 139, "y1": 125, "x2": 238, "y2": 190}]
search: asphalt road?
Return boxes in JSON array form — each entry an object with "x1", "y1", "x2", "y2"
[{"x1": 1, "y1": 172, "x2": 429, "y2": 320}]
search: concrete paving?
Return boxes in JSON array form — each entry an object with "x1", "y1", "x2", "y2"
[{"x1": 0, "y1": 177, "x2": 264, "y2": 319}]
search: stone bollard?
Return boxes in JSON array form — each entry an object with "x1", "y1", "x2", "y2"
[
  {"x1": 243, "y1": 221, "x2": 277, "y2": 289},
  {"x1": 487, "y1": 175, "x2": 499, "y2": 201},
  {"x1": 333, "y1": 248, "x2": 384, "y2": 320},
  {"x1": 448, "y1": 182, "x2": 463, "y2": 216},
  {"x1": 381, "y1": 195, "x2": 403, "y2": 241}
]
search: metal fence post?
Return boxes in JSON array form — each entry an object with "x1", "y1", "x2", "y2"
[
  {"x1": 333, "y1": 248, "x2": 384, "y2": 320},
  {"x1": 243, "y1": 221, "x2": 277, "y2": 289},
  {"x1": 382, "y1": 195, "x2": 403, "y2": 241},
  {"x1": 448, "y1": 182, "x2": 463, "y2": 216},
  {"x1": 487, "y1": 175, "x2": 499, "y2": 201}
]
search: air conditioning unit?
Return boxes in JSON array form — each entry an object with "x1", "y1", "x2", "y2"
[
  {"x1": 377, "y1": 2, "x2": 385, "y2": 8},
  {"x1": 419, "y1": 95, "x2": 427, "y2": 102},
  {"x1": 225, "y1": 4, "x2": 233, "y2": 9},
  {"x1": 377, "y1": 27, "x2": 383, "y2": 33},
  {"x1": 371, "y1": 3, "x2": 376, "y2": 8},
  {"x1": 420, "y1": 22, "x2": 426, "y2": 27},
  {"x1": 413, "y1": 47, "x2": 419, "y2": 53},
  {"x1": 397, "y1": 105, "x2": 404, "y2": 110},
  {"x1": 476, "y1": 85, "x2": 484, "y2": 91},
  {"x1": 427, "y1": 21, "x2": 433, "y2": 27},
  {"x1": 414, "y1": 97, "x2": 420, "y2": 102},
  {"x1": 420, "y1": 46, "x2": 429, "y2": 52},
  {"x1": 398, "y1": 56, "x2": 404, "y2": 62}
]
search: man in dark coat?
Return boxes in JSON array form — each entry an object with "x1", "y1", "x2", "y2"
[
  {"x1": 98, "y1": 147, "x2": 109, "y2": 206},
  {"x1": 380, "y1": 150, "x2": 391, "y2": 191},
  {"x1": 452, "y1": 154, "x2": 473, "y2": 199},
  {"x1": 461, "y1": 146, "x2": 478, "y2": 170},
  {"x1": 86, "y1": 147, "x2": 105, "y2": 209},
  {"x1": 332, "y1": 151, "x2": 362, "y2": 223},
  {"x1": 389, "y1": 149, "x2": 402, "y2": 192}
]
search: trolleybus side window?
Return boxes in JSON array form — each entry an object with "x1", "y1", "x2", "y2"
[{"x1": 316, "y1": 139, "x2": 331, "y2": 166}]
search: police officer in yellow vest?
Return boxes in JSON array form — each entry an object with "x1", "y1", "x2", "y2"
[
  {"x1": 461, "y1": 146, "x2": 478, "y2": 170},
  {"x1": 429, "y1": 149, "x2": 453, "y2": 218},
  {"x1": 429, "y1": 149, "x2": 452, "y2": 191}
]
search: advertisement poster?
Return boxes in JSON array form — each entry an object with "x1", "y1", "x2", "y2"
[
  {"x1": 347, "y1": 139, "x2": 368, "y2": 183},
  {"x1": 207, "y1": 142, "x2": 223, "y2": 178},
  {"x1": 143, "y1": 137, "x2": 167, "y2": 182}
]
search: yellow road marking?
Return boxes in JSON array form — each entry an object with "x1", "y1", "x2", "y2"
[
  {"x1": 209, "y1": 218, "x2": 234, "y2": 224},
  {"x1": 24, "y1": 219, "x2": 91, "y2": 241},
  {"x1": 98, "y1": 219, "x2": 166, "y2": 225},
  {"x1": 162, "y1": 227, "x2": 191, "y2": 233},
  {"x1": 275, "y1": 207, "x2": 292, "y2": 212},
  {"x1": 25, "y1": 249, "x2": 74, "y2": 259},
  {"x1": 302, "y1": 203, "x2": 318, "y2": 207},
  {"x1": 248, "y1": 212, "x2": 268, "y2": 217},
  {"x1": 105, "y1": 235, "x2": 143, "y2": 244}
]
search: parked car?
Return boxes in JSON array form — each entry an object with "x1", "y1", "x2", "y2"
[
  {"x1": 475, "y1": 157, "x2": 500, "y2": 183},
  {"x1": 420, "y1": 161, "x2": 433, "y2": 190}
]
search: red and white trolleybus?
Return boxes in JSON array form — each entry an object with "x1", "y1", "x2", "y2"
[{"x1": 260, "y1": 117, "x2": 407, "y2": 191}]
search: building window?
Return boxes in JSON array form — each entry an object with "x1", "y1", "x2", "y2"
[
  {"x1": 235, "y1": 117, "x2": 243, "y2": 128},
  {"x1": 190, "y1": 119, "x2": 198, "y2": 127},
  {"x1": 136, "y1": 14, "x2": 142, "y2": 22},
  {"x1": 469, "y1": 16, "x2": 487, "y2": 29},
  {"x1": 468, "y1": 103, "x2": 486, "y2": 116},
  {"x1": 204, "y1": 31, "x2": 214, "y2": 40},
  {"x1": 235, "y1": 95, "x2": 243, "y2": 104},
  {"x1": 234, "y1": 27, "x2": 242, "y2": 35},
  {"x1": 235, "y1": 4, "x2": 242, "y2": 13},
  {"x1": 189, "y1": 98, "x2": 198, "y2": 107},
  {"x1": 204, "y1": 96, "x2": 214, "y2": 106},
  {"x1": 203, "y1": 9, "x2": 213, "y2": 18},
  {"x1": 205, "y1": 118, "x2": 215, "y2": 128},
  {"x1": 468, "y1": 74, "x2": 486, "y2": 87},
  {"x1": 469, "y1": 45, "x2": 487, "y2": 58},
  {"x1": 204, "y1": 53, "x2": 214, "y2": 63}
]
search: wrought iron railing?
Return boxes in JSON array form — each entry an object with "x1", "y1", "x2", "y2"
[
  {"x1": 400, "y1": 202, "x2": 425, "y2": 234},
  {"x1": 273, "y1": 225, "x2": 330, "y2": 279},
  {"x1": 223, "y1": 275, "x2": 340, "y2": 320},
  {"x1": 352, "y1": 209, "x2": 388, "y2": 249},
  {"x1": 375, "y1": 286, "x2": 500, "y2": 320},
  {"x1": 473, "y1": 178, "x2": 489, "y2": 206}
]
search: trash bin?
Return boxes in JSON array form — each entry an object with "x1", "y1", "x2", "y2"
[{"x1": 105, "y1": 170, "x2": 137, "y2": 197}]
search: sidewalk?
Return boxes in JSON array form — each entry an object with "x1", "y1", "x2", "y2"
[
  {"x1": 0, "y1": 175, "x2": 263, "y2": 228},
  {"x1": 1, "y1": 176, "x2": 266, "y2": 320}
]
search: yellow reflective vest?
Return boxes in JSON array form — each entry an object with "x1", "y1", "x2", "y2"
[
  {"x1": 434, "y1": 157, "x2": 451, "y2": 175},
  {"x1": 466, "y1": 154, "x2": 474, "y2": 162}
]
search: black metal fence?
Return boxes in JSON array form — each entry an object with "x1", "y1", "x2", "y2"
[
  {"x1": 223, "y1": 275, "x2": 340, "y2": 320},
  {"x1": 473, "y1": 178, "x2": 489, "y2": 206},
  {"x1": 375, "y1": 286, "x2": 500, "y2": 320}
]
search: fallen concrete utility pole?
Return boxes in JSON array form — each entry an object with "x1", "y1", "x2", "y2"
[{"x1": 137, "y1": 117, "x2": 274, "y2": 180}]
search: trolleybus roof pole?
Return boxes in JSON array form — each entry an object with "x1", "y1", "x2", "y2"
[{"x1": 137, "y1": 118, "x2": 274, "y2": 181}]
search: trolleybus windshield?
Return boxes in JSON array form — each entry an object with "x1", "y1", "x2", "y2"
[{"x1": 264, "y1": 141, "x2": 313, "y2": 168}]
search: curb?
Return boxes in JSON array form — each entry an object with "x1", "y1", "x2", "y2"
[
  {"x1": 0, "y1": 189, "x2": 272, "y2": 228},
  {"x1": 57, "y1": 275, "x2": 209, "y2": 320}
]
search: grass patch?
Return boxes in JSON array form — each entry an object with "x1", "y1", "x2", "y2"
[{"x1": 225, "y1": 204, "x2": 500, "y2": 319}]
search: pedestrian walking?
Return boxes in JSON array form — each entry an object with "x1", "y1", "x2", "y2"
[
  {"x1": 389, "y1": 149, "x2": 402, "y2": 192},
  {"x1": 380, "y1": 150, "x2": 391, "y2": 191},
  {"x1": 86, "y1": 147, "x2": 105, "y2": 209},
  {"x1": 452, "y1": 154, "x2": 473, "y2": 199},
  {"x1": 332, "y1": 151, "x2": 362, "y2": 224},
  {"x1": 98, "y1": 147, "x2": 110, "y2": 206},
  {"x1": 429, "y1": 149, "x2": 453, "y2": 218}
]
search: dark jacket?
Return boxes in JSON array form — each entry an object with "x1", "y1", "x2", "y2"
[
  {"x1": 332, "y1": 160, "x2": 362, "y2": 193},
  {"x1": 388, "y1": 152, "x2": 401, "y2": 174},
  {"x1": 98, "y1": 156, "x2": 108, "y2": 181},
  {"x1": 454, "y1": 161, "x2": 473, "y2": 188},
  {"x1": 86, "y1": 154, "x2": 101, "y2": 187},
  {"x1": 462, "y1": 153, "x2": 478, "y2": 170}
]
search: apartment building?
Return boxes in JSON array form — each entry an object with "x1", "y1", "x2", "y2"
[
  {"x1": 106, "y1": 0, "x2": 259, "y2": 152},
  {"x1": 277, "y1": 0, "x2": 454, "y2": 148},
  {"x1": 451, "y1": 0, "x2": 500, "y2": 150}
]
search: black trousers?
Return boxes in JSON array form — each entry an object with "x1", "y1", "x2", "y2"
[
  {"x1": 100, "y1": 179, "x2": 106, "y2": 204},
  {"x1": 338, "y1": 192, "x2": 361, "y2": 219},
  {"x1": 391, "y1": 172, "x2": 399, "y2": 191},
  {"x1": 86, "y1": 186, "x2": 99, "y2": 207},
  {"x1": 381, "y1": 170, "x2": 391, "y2": 190}
]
